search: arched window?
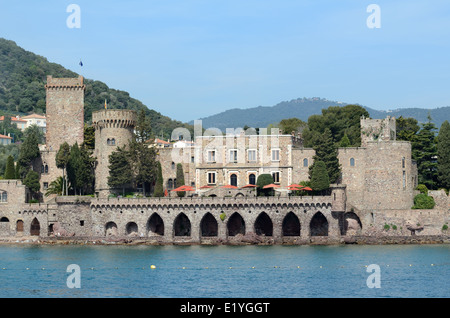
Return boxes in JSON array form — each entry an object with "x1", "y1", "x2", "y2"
[
  {"x1": 107, "y1": 138, "x2": 111, "y2": 145},
  {"x1": 171, "y1": 162, "x2": 175, "y2": 170},
  {"x1": 350, "y1": 158, "x2": 355, "y2": 167},
  {"x1": 168, "y1": 179, "x2": 173, "y2": 190},
  {"x1": 110, "y1": 138, "x2": 115, "y2": 146},
  {"x1": 303, "y1": 158, "x2": 308, "y2": 167},
  {"x1": 230, "y1": 174, "x2": 237, "y2": 187},
  {"x1": 249, "y1": 174, "x2": 256, "y2": 185},
  {"x1": 45, "y1": 165, "x2": 48, "y2": 173}
]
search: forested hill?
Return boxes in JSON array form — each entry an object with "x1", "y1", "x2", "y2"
[
  {"x1": 192, "y1": 98, "x2": 449, "y2": 131},
  {"x1": 0, "y1": 38, "x2": 192, "y2": 138}
]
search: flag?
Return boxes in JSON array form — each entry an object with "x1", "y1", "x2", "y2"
[
  {"x1": 164, "y1": 189, "x2": 168, "y2": 197},
  {"x1": 104, "y1": 99, "x2": 107, "y2": 109},
  {"x1": 79, "y1": 59, "x2": 83, "y2": 67}
]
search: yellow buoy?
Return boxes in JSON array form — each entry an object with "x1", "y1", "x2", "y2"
[{"x1": 150, "y1": 265, "x2": 156, "y2": 269}]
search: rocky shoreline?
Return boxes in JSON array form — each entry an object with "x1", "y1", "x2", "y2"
[{"x1": 1, "y1": 234, "x2": 449, "y2": 246}]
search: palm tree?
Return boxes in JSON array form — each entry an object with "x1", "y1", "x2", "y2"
[{"x1": 45, "y1": 176, "x2": 65, "y2": 197}]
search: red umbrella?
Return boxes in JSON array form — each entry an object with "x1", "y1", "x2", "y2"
[
  {"x1": 241, "y1": 184, "x2": 257, "y2": 188},
  {"x1": 263, "y1": 183, "x2": 280, "y2": 189},
  {"x1": 222, "y1": 185, "x2": 238, "y2": 189},
  {"x1": 300, "y1": 186, "x2": 312, "y2": 191},
  {"x1": 288, "y1": 184, "x2": 303, "y2": 188},
  {"x1": 172, "y1": 185, "x2": 194, "y2": 192}
]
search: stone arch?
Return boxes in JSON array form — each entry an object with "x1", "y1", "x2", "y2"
[
  {"x1": 30, "y1": 217, "x2": 40, "y2": 236},
  {"x1": 126, "y1": 222, "x2": 138, "y2": 236},
  {"x1": 200, "y1": 212, "x2": 218, "y2": 237},
  {"x1": 254, "y1": 212, "x2": 273, "y2": 236},
  {"x1": 147, "y1": 213, "x2": 164, "y2": 236},
  {"x1": 105, "y1": 221, "x2": 118, "y2": 236},
  {"x1": 310, "y1": 212, "x2": 329, "y2": 236},
  {"x1": 227, "y1": 212, "x2": 245, "y2": 236},
  {"x1": 343, "y1": 212, "x2": 363, "y2": 235},
  {"x1": 173, "y1": 213, "x2": 191, "y2": 236},
  {"x1": 282, "y1": 212, "x2": 301, "y2": 236}
]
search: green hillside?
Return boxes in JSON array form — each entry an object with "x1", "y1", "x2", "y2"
[{"x1": 0, "y1": 38, "x2": 192, "y2": 139}]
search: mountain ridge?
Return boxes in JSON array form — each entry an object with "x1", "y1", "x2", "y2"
[{"x1": 190, "y1": 97, "x2": 449, "y2": 131}]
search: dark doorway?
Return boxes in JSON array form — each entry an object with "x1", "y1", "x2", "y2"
[
  {"x1": 230, "y1": 174, "x2": 237, "y2": 187},
  {"x1": 227, "y1": 213, "x2": 245, "y2": 236},
  {"x1": 310, "y1": 212, "x2": 328, "y2": 236},
  {"x1": 30, "y1": 218, "x2": 40, "y2": 236},
  {"x1": 200, "y1": 213, "x2": 218, "y2": 237},
  {"x1": 147, "y1": 213, "x2": 164, "y2": 236},
  {"x1": 282, "y1": 212, "x2": 301, "y2": 236},
  {"x1": 16, "y1": 220, "x2": 24, "y2": 232},
  {"x1": 174, "y1": 213, "x2": 191, "y2": 236},
  {"x1": 254, "y1": 212, "x2": 273, "y2": 236}
]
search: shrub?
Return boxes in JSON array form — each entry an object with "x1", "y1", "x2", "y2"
[
  {"x1": 384, "y1": 224, "x2": 390, "y2": 231},
  {"x1": 415, "y1": 184, "x2": 428, "y2": 195},
  {"x1": 412, "y1": 193, "x2": 435, "y2": 209},
  {"x1": 220, "y1": 212, "x2": 226, "y2": 222},
  {"x1": 392, "y1": 224, "x2": 397, "y2": 230},
  {"x1": 443, "y1": 224, "x2": 448, "y2": 231}
]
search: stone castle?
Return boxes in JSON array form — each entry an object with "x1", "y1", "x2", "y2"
[{"x1": 0, "y1": 76, "x2": 448, "y2": 243}]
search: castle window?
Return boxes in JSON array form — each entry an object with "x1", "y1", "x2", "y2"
[
  {"x1": 230, "y1": 174, "x2": 238, "y2": 187},
  {"x1": 350, "y1": 158, "x2": 355, "y2": 167},
  {"x1": 403, "y1": 171, "x2": 406, "y2": 189},
  {"x1": 271, "y1": 149, "x2": 280, "y2": 162},
  {"x1": 402, "y1": 157, "x2": 405, "y2": 168},
  {"x1": 43, "y1": 182, "x2": 48, "y2": 190},
  {"x1": 171, "y1": 162, "x2": 175, "y2": 170},
  {"x1": 45, "y1": 165, "x2": 48, "y2": 173},
  {"x1": 207, "y1": 150, "x2": 216, "y2": 163},
  {"x1": 249, "y1": 173, "x2": 256, "y2": 185},
  {"x1": 229, "y1": 150, "x2": 238, "y2": 163},
  {"x1": 0, "y1": 191, "x2": 7, "y2": 203},
  {"x1": 248, "y1": 149, "x2": 257, "y2": 162},
  {"x1": 272, "y1": 171, "x2": 280, "y2": 184},
  {"x1": 168, "y1": 179, "x2": 173, "y2": 190},
  {"x1": 107, "y1": 138, "x2": 116, "y2": 146},
  {"x1": 207, "y1": 172, "x2": 216, "y2": 185},
  {"x1": 303, "y1": 158, "x2": 308, "y2": 167}
]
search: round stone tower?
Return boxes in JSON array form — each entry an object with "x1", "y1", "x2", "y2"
[{"x1": 92, "y1": 109, "x2": 137, "y2": 198}]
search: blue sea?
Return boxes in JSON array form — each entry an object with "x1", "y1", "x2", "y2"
[{"x1": 0, "y1": 244, "x2": 448, "y2": 298}]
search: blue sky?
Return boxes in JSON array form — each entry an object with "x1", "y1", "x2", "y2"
[{"x1": 0, "y1": 1, "x2": 449, "y2": 122}]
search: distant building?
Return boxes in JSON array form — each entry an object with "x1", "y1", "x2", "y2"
[
  {"x1": 21, "y1": 113, "x2": 47, "y2": 133},
  {"x1": 0, "y1": 116, "x2": 28, "y2": 131},
  {"x1": 0, "y1": 134, "x2": 12, "y2": 145}
]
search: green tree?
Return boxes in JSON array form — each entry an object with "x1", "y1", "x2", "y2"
[
  {"x1": 412, "y1": 193, "x2": 435, "y2": 209},
  {"x1": 153, "y1": 161, "x2": 164, "y2": 197},
  {"x1": 412, "y1": 115, "x2": 438, "y2": 189},
  {"x1": 45, "y1": 176, "x2": 64, "y2": 197},
  {"x1": 278, "y1": 118, "x2": 307, "y2": 135},
  {"x1": 176, "y1": 163, "x2": 185, "y2": 197},
  {"x1": 339, "y1": 134, "x2": 351, "y2": 147},
  {"x1": 310, "y1": 160, "x2": 330, "y2": 191},
  {"x1": 67, "y1": 143, "x2": 82, "y2": 194},
  {"x1": 23, "y1": 170, "x2": 40, "y2": 201},
  {"x1": 4, "y1": 155, "x2": 15, "y2": 179},
  {"x1": 256, "y1": 174, "x2": 274, "y2": 196},
  {"x1": 17, "y1": 125, "x2": 41, "y2": 178},
  {"x1": 56, "y1": 142, "x2": 71, "y2": 196},
  {"x1": 310, "y1": 128, "x2": 341, "y2": 184},
  {"x1": 396, "y1": 116, "x2": 420, "y2": 142},
  {"x1": 437, "y1": 120, "x2": 450, "y2": 189},
  {"x1": 83, "y1": 124, "x2": 95, "y2": 150},
  {"x1": 108, "y1": 145, "x2": 133, "y2": 195}
]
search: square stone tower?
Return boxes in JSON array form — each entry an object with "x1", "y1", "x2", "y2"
[{"x1": 45, "y1": 75, "x2": 85, "y2": 151}]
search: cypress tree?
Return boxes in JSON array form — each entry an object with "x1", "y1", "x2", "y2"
[
  {"x1": 23, "y1": 170, "x2": 40, "y2": 201},
  {"x1": 412, "y1": 115, "x2": 438, "y2": 189},
  {"x1": 4, "y1": 155, "x2": 15, "y2": 179},
  {"x1": 176, "y1": 163, "x2": 185, "y2": 197},
  {"x1": 310, "y1": 128, "x2": 341, "y2": 183},
  {"x1": 56, "y1": 142, "x2": 70, "y2": 196},
  {"x1": 67, "y1": 142, "x2": 82, "y2": 195},
  {"x1": 108, "y1": 145, "x2": 133, "y2": 196},
  {"x1": 437, "y1": 120, "x2": 450, "y2": 189},
  {"x1": 18, "y1": 125, "x2": 41, "y2": 178},
  {"x1": 310, "y1": 160, "x2": 330, "y2": 191},
  {"x1": 339, "y1": 134, "x2": 351, "y2": 147},
  {"x1": 153, "y1": 161, "x2": 164, "y2": 197}
]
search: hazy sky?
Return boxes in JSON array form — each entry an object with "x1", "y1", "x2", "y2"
[{"x1": 0, "y1": 1, "x2": 449, "y2": 122}]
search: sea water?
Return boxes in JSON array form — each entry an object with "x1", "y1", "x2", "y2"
[{"x1": 0, "y1": 244, "x2": 448, "y2": 298}]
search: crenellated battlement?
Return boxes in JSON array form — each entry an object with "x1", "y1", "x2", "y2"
[
  {"x1": 45, "y1": 75, "x2": 85, "y2": 90},
  {"x1": 92, "y1": 109, "x2": 137, "y2": 129}
]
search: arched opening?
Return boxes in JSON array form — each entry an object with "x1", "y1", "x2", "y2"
[
  {"x1": 282, "y1": 212, "x2": 301, "y2": 236},
  {"x1": 230, "y1": 174, "x2": 237, "y2": 187},
  {"x1": 310, "y1": 212, "x2": 328, "y2": 236},
  {"x1": 344, "y1": 212, "x2": 362, "y2": 235},
  {"x1": 254, "y1": 212, "x2": 273, "y2": 236},
  {"x1": 0, "y1": 217, "x2": 9, "y2": 222},
  {"x1": 200, "y1": 213, "x2": 218, "y2": 237},
  {"x1": 126, "y1": 222, "x2": 138, "y2": 236},
  {"x1": 249, "y1": 173, "x2": 256, "y2": 185},
  {"x1": 30, "y1": 218, "x2": 40, "y2": 236},
  {"x1": 174, "y1": 213, "x2": 191, "y2": 236},
  {"x1": 227, "y1": 212, "x2": 245, "y2": 236},
  {"x1": 105, "y1": 221, "x2": 118, "y2": 236},
  {"x1": 147, "y1": 213, "x2": 164, "y2": 236},
  {"x1": 16, "y1": 220, "x2": 24, "y2": 232},
  {"x1": 350, "y1": 158, "x2": 355, "y2": 167}
]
